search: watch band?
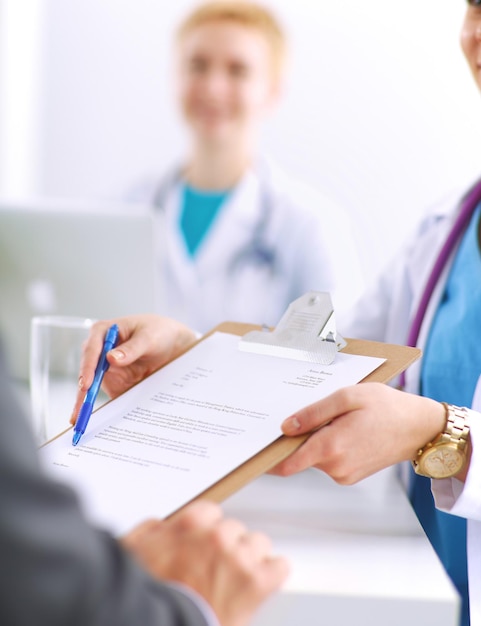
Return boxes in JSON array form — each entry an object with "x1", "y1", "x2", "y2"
[{"x1": 412, "y1": 403, "x2": 470, "y2": 477}]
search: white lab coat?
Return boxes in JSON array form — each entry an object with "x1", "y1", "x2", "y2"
[
  {"x1": 432, "y1": 398, "x2": 481, "y2": 626},
  {"x1": 343, "y1": 186, "x2": 481, "y2": 625},
  {"x1": 342, "y1": 186, "x2": 466, "y2": 393},
  {"x1": 141, "y1": 158, "x2": 363, "y2": 332}
]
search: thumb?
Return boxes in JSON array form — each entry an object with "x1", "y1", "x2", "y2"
[
  {"x1": 281, "y1": 386, "x2": 362, "y2": 437},
  {"x1": 281, "y1": 395, "x2": 340, "y2": 436}
]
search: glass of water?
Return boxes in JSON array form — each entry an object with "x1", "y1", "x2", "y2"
[{"x1": 30, "y1": 315, "x2": 94, "y2": 444}]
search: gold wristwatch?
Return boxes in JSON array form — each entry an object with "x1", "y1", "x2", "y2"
[{"x1": 412, "y1": 403, "x2": 470, "y2": 479}]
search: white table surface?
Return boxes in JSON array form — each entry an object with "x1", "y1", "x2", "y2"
[{"x1": 223, "y1": 468, "x2": 459, "y2": 626}]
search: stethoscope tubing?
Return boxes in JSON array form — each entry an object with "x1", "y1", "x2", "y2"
[
  {"x1": 152, "y1": 165, "x2": 277, "y2": 275},
  {"x1": 400, "y1": 177, "x2": 481, "y2": 389}
]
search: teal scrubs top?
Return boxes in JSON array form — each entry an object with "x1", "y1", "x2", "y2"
[
  {"x1": 415, "y1": 202, "x2": 481, "y2": 626},
  {"x1": 179, "y1": 185, "x2": 230, "y2": 257}
]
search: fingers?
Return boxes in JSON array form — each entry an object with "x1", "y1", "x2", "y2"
[
  {"x1": 273, "y1": 384, "x2": 385, "y2": 480},
  {"x1": 69, "y1": 314, "x2": 197, "y2": 426},
  {"x1": 121, "y1": 499, "x2": 289, "y2": 626},
  {"x1": 260, "y1": 554, "x2": 290, "y2": 590},
  {"x1": 120, "y1": 518, "x2": 164, "y2": 551},
  {"x1": 236, "y1": 530, "x2": 274, "y2": 567},
  {"x1": 120, "y1": 501, "x2": 224, "y2": 555},
  {"x1": 106, "y1": 326, "x2": 160, "y2": 368},
  {"x1": 217, "y1": 523, "x2": 290, "y2": 618},
  {"x1": 103, "y1": 315, "x2": 196, "y2": 370},
  {"x1": 267, "y1": 387, "x2": 363, "y2": 478},
  {"x1": 80, "y1": 320, "x2": 117, "y2": 387},
  {"x1": 70, "y1": 383, "x2": 86, "y2": 425},
  {"x1": 170, "y1": 501, "x2": 284, "y2": 576},
  {"x1": 274, "y1": 383, "x2": 449, "y2": 485},
  {"x1": 173, "y1": 503, "x2": 257, "y2": 554},
  {"x1": 281, "y1": 385, "x2": 360, "y2": 436},
  {"x1": 270, "y1": 429, "x2": 329, "y2": 477},
  {"x1": 235, "y1": 535, "x2": 290, "y2": 606},
  {"x1": 205, "y1": 514, "x2": 290, "y2": 602},
  {"x1": 170, "y1": 500, "x2": 224, "y2": 530},
  {"x1": 69, "y1": 320, "x2": 118, "y2": 424}
]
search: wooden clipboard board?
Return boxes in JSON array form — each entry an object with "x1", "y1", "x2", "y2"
[
  {"x1": 43, "y1": 320, "x2": 421, "y2": 521},
  {"x1": 171, "y1": 321, "x2": 421, "y2": 510}
]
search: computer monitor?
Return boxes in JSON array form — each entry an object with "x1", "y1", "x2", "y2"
[{"x1": 0, "y1": 198, "x2": 163, "y2": 381}]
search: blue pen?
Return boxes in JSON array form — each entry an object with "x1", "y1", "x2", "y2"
[{"x1": 72, "y1": 323, "x2": 120, "y2": 446}]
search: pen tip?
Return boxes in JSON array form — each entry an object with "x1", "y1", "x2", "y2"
[{"x1": 72, "y1": 432, "x2": 81, "y2": 447}]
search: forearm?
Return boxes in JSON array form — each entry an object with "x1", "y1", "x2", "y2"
[
  {"x1": 0, "y1": 367, "x2": 208, "y2": 626},
  {"x1": 0, "y1": 475, "x2": 210, "y2": 626}
]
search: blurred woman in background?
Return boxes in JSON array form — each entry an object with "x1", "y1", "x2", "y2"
[{"x1": 132, "y1": 1, "x2": 362, "y2": 331}]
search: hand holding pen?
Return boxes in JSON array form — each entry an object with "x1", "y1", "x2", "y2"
[
  {"x1": 70, "y1": 315, "x2": 198, "y2": 427},
  {"x1": 72, "y1": 323, "x2": 120, "y2": 446}
]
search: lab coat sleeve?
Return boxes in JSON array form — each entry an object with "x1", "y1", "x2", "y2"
[
  {"x1": 432, "y1": 375, "x2": 481, "y2": 519},
  {"x1": 431, "y1": 410, "x2": 481, "y2": 520},
  {"x1": 431, "y1": 385, "x2": 481, "y2": 626}
]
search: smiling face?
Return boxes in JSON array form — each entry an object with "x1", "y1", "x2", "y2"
[
  {"x1": 176, "y1": 20, "x2": 279, "y2": 148},
  {"x1": 461, "y1": 1, "x2": 481, "y2": 90}
]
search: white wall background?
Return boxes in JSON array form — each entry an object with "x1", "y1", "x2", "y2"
[{"x1": 2, "y1": 0, "x2": 481, "y2": 281}]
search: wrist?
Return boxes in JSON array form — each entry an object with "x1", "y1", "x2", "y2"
[
  {"x1": 413, "y1": 400, "x2": 447, "y2": 457},
  {"x1": 406, "y1": 399, "x2": 446, "y2": 461},
  {"x1": 412, "y1": 403, "x2": 470, "y2": 479}
]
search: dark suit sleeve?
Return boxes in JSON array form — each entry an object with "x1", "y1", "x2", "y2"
[{"x1": 0, "y1": 350, "x2": 211, "y2": 626}]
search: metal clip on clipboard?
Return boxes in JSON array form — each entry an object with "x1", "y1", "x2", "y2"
[{"x1": 239, "y1": 291, "x2": 346, "y2": 365}]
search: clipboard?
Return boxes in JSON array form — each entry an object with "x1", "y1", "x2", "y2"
[
  {"x1": 41, "y1": 316, "x2": 421, "y2": 527},
  {"x1": 172, "y1": 320, "x2": 421, "y2": 512}
]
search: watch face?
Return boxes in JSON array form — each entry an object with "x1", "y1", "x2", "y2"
[{"x1": 420, "y1": 446, "x2": 465, "y2": 479}]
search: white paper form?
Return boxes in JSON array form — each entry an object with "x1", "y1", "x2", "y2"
[{"x1": 39, "y1": 332, "x2": 385, "y2": 535}]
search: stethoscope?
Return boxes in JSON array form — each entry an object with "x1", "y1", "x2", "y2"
[
  {"x1": 152, "y1": 165, "x2": 278, "y2": 275},
  {"x1": 400, "y1": 177, "x2": 481, "y2": 388}
]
